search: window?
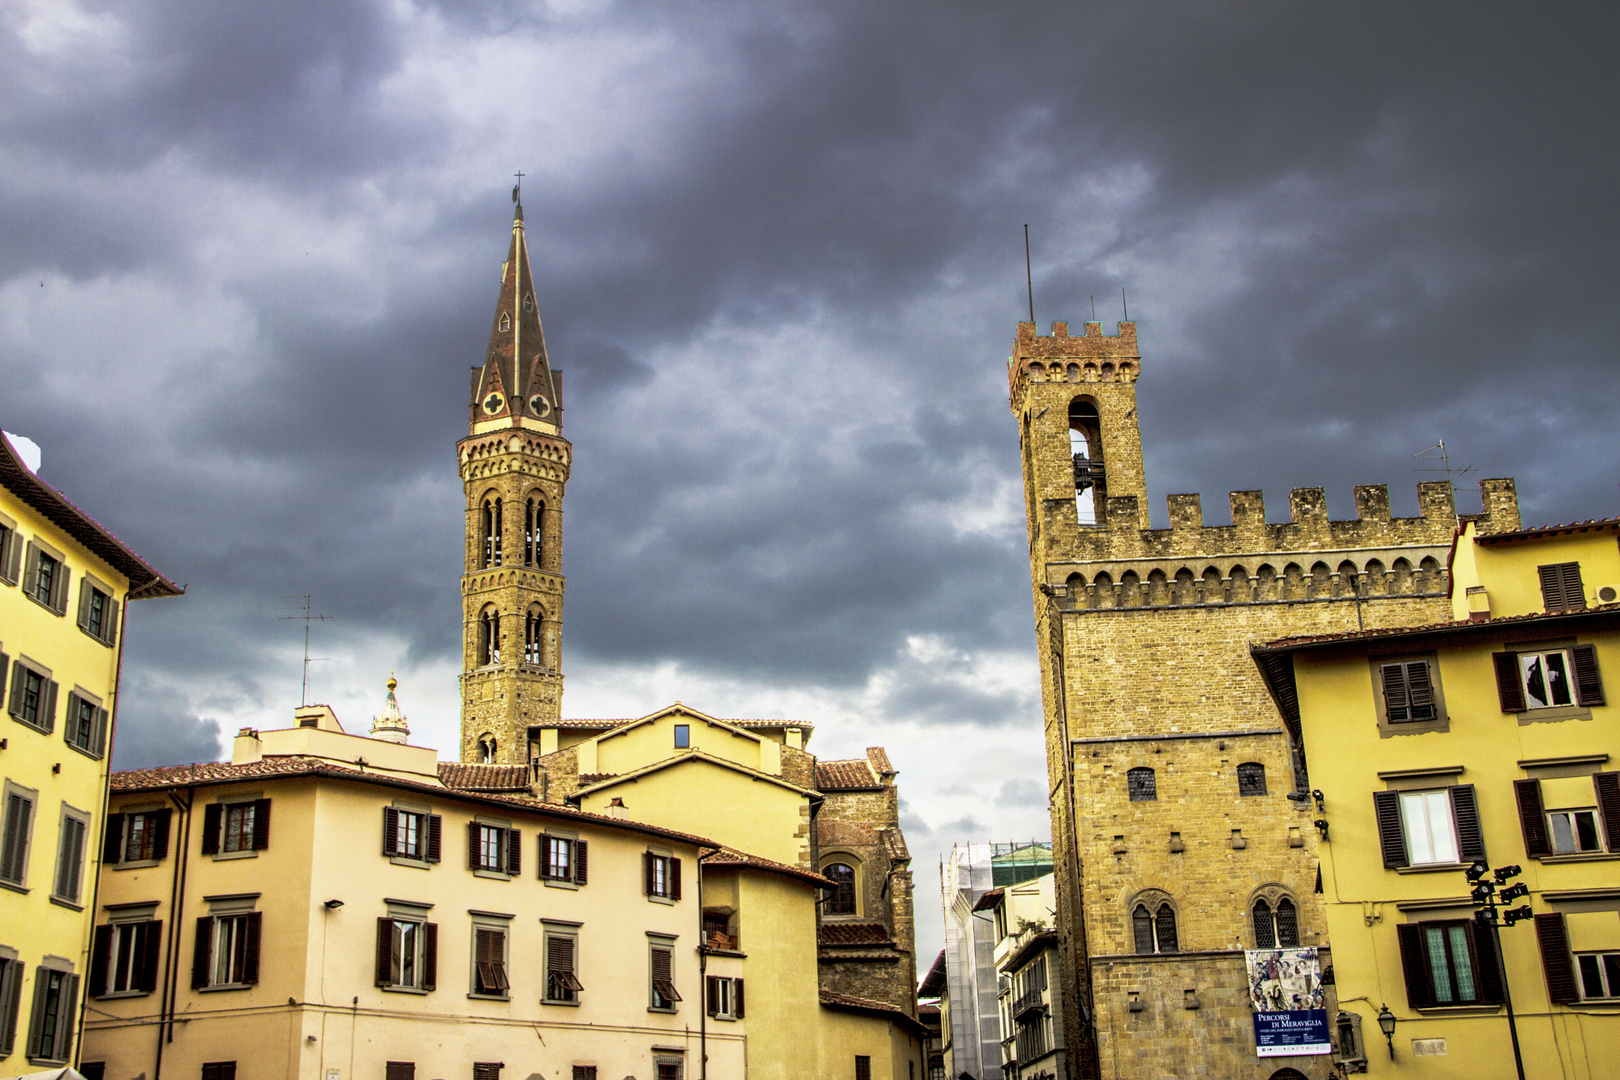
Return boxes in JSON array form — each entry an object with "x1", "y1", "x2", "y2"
[
  {"x1": 655, "y1": 1063, "x2": 681, "y2": 1080},
  {"x1": 201, "y1": 799, "x2": 270, "y2": 855},
  {"x1": 386, "y1": 1063, "x2": 416, "y2": 1080},
  {"x1": 468, "y1": 822, "x2": 520, "y2": 875},
  {"x1": 544, "y1": 929, "x2": 582, "y2": 1003},
  {"x1": 644, "y1": 851, "x2": 681, "y2": 900},
  {"x1": 1396, "y1": 920, "x2": 1502, "y2": 1008},
  {"x1": 376, "y1": 914, "x2": 436, "y2": 991},
  {"x1": 479, "y1": 608, "x2": 501, "y2": 666},
  {"x1": 28, "y1": 548, "x2": 63, "y2": 610},
  {"x1": 1131, "y1": 902, "x2": 1178, "y2": 954},
  {"x1": 78, "y1": 579, "x2": 118, "y2": 646},
  {"x1": 706, "y1": 975, "x2": 744, "y2": 1019},
  {"x1": 25, "y1": 965, "x2": 79, "y2": 1064},
  {"x1": 524, "y1": 499, "x2": 542, "y2": 567},
  {"x1": 1517, "y1": 773, "x2": 1620, "y2": 858},
  {"x1": 1549, "y1": 809, "x2": 1603, "y2": 854},
  {"x1": 481, "y1": 498, "x2": 503, "y2": 568},
  {"x1": 1127, "y1": 767, "x2": 1156, "y2": 801},
  {"x1": 65, "y1": 693, "x2": 108, "y2": 757},
  {"x1": 107, "y1": 809, "x2": 171, "y2": 865},
  {"x1": 855, "y1": 1056, "x2": 872, "y2": 1080},
  {"x1": 1, "y1": 783, "x2": 37, "y2": 887},
  {"x1": 92, "y1": 918, "x2": 161, "y2": 996},
  {"x1": 524, "y1": 608, "x2": 542, "y2": 666},
  {"x1": 201, "y1": 1063, "x2": 236, "y2": 1080},
  {"x1": 383, "y1": 807, "x2": 441, "y2": 862},
  {"x1": 0, "y1": 953, "x2": 24, "y2": 1056},
  {"x1": 540, "y1": 834, "x2": 587, "y2": 884},
  {"x1": 674, "y1": 724, "x2": 689, "y2": 749},
  {"x1": 499, "y1": 312, "x2": 511, "y2": 332},
  {"x1": 473, "y1": 1065, "x2": 502, "y2": 1080},
  {"x1": 1373, "y1": 786, "x2": 1485, "y2": 868},
  {"x1": 81, "y1": 1063, "x2": 106, "y2": 1080},
  {"x1": 0, "y1": 518, "x2": 19, "y2": 585},
  {"x1": 52, "y1": 806, "x2": 89, "y2": 904},
  {"x1": 1379, "y1": 661, "x2": 1436, "y2": 722},
  {"x1": 1252, "y1": 898, "x2": 1299, "y2": 948},
  {"x1": 572, "y1": 1068, "x2": 597, "y2": 1080},
  {"x1": 472, "y1": 925, "x2": 509, "y2": 997},
  {"x1": 1494, "y1": 646, "x2": 1603, "y2": 712},
  {"x1": 825, "y1": 862, "x2": 856, "y2": 914},
  {"x1": 649, "y1": 940, "x2": 680, "y2": 1010},
  {"x1": 1577, "y1": 952, "x2": 1620, "y2": 1000},
  {"x1": 1237, "y1": 762, "x2": 1267, "y2": 796},
  {"x1": 193, "y1": 912, "x2": 261, "y2": 989},
  {"x1": 8, "y1": 660, "x2": 58, "y2": 733},
  {"x1": 1539, "y1": 562, "x2": 1586, "y2": 612}
]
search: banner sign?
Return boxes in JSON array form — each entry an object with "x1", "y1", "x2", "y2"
[{"x1": 1244, "y1": 947, "x2": 1331, "y2": 1057}]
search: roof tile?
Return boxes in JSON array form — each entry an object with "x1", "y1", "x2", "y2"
[{"x1": 816, "y1": 759, "x2": 880, "y2": 790}]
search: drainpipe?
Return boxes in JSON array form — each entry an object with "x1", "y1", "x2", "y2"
[
  {"x1": 155, "y1": 785, "x2": 194, "y2": 1080},
  {"x1": 697, "y1": 855, "x2": 707, "y2": 1080}
]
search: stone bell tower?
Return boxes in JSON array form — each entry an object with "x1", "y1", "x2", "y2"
[{"x1": 457, "y1": 199, "x2": 569, "y2": 766}]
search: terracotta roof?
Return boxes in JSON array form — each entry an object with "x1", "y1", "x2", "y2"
[
  {"x1": 880, "y1": 827, "x2": 910, "y2": 862},
  {"x1": 546, "y1": 718, "x2": 811, "y2": 731},
  {"x1": 437, "y1": 762, "x2": 530, "y2": 791},
  {"x1": 819, "y1": 922, "x2": 894, "y2": 946},
  {"x1": 701, "y1": 845, "x2": 834, "y2": 888},
  {"x1": 917, "y1": 1002, "x2": 941, "y2": 1017},
  {"x1": 0, "y1": 433, "x2": 182, "y2": 600},
  {"x1": 865, "y1": 746, "x2": 896, "y2": 776},
  {"x1": 918, "y1": 949, "x2": 947, "y2": 997},
  {"x1": 109, "y1": 756, "x2": 718, "y2": 849},
  {"x1": 973, "y1": 888, "x2": 1005, "y2": 912},
  {"x1": 1257, "y1": 602, "x2": 1620, "y2": 651},
  {"x1": 1477, "y1": 517, "x2": 1620, "y2": 545},
  {"x1": 816, "y1": 759, "x2": 880, "y2": 790},
  {"x1": 819, "y1": 990, "x2": 927, "y2": 1037},
  {"x1": 577, "y1": 772, "x2": 616, "y2": 785}
]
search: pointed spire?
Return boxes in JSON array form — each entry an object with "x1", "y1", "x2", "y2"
[
  {"x1": 471, "y1": 191, "x2": 561, "y2": 432},
  {"x1": 370, "y1": 672, "x2": 411, "y2": 744}
]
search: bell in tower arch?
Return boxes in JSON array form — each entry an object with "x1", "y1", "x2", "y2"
[{"x1": 1069, "y1": 398, "x2": 1106, "y2": 525}]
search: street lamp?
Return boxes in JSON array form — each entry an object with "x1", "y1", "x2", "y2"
[
  {"x1": 1466, "y1": 862, "x2": 1529, "y2": 1080},
  {"x1": 1376, "y1": 1004, "x2": 1396, "y2": 1059}
]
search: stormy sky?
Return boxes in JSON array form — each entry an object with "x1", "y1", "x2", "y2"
[{"x1": 4, "y1": 2, "x2": 1617, "y2": 961}]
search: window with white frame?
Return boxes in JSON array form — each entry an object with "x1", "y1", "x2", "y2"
[
  {"x1": 1577, "y1": 952, "x2": 1620, "y2": 1000},
  {"x1": 93, "y1": 911, "x2": 161, "y2": 996},
  {"x1": 1400, "y1": 790, "x2": 1460, "y2": 865},
  {"x1": 1549, "y1": 807, "x2": 1603, "y2": 854},
  {"x1": 376, "y1": 909, "x2": 436, "y2": 992},
  {"x1": 1520, "y1": 649, "x2": 1577, "y2": 710}
]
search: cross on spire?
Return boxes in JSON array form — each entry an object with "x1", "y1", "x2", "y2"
[{"x1": 512, "y1": 171, "x2": 525, "y2": 205}]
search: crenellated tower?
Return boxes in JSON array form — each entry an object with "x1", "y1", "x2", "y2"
[{"x1": 458, "y1": 200, "x2": 569, "y2": 766}]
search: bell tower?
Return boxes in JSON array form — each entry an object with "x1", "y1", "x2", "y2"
[{"x1": 457, "y1": 199, "x2": 569, "y2": 766}]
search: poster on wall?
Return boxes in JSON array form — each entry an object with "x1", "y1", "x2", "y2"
[{"x1": 1244, "y1": 946, "x2": 1331, "y2": 1057}]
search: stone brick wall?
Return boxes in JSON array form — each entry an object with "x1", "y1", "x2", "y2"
[{"x1": 816, "y1": 783, "x2": 917, "y2": 1015}]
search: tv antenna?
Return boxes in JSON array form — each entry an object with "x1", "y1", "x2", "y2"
[
  {"x1": 278, "y1": 595, "x2": 333, "y2": 706},
  {"x1": 1414, "y1": 439, "x2": 1479, "y2": 521}
]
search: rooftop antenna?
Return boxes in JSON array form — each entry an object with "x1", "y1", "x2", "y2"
[
  {"x1": 1023, "y1": 225, "x2": 1034, "y2": 324},
  {"x1": 1414, "y1": 439, "x2": 1478, "y2": 523},
  {"x1": 278, "y1": 595, "x2": 333, "y2": 707},
  {"x1": 1122, "y1": 288, "x2": 1129, "y2": 322},
  {"x1": 1091, "y1": 295, "x2": 1096, "y2": 321}
]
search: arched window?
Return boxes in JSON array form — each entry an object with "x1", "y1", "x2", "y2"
[
  {"x1": 481, "y1": 497, "x2": 503, "y2": 568},
  {"x1": 479, "y1": 608, "x2": 501, "y2": 667},
  {"x1": 523, "y1": 293, "x2": 534, "y2": 312},
  {"x1": 1237, "y1": 762, "x2": 1267, "y2": 796},
  {"x1": 499, "y1": 313, "x2": 511, "y2": 332},
  {"x1": 1253, "y1": 896, "x2": 1299, "y2": 948},
  {"x1": 825, "y1": 863, "x2": 857, "y2": 915},
  {"x1": 1132, "y1": 902, "x2": 1178, "y2": 954},
  {"x1": 525, "y1": 606, "x2": 543, "y2": 666},
  {"x1": 525, "y1": 498, "x2": 543, "y2": 567},
  {"x1": 1068, "y1": 398, "x2": 1103, "y2": 526},
  {"x1": 1127, "y1": 767, "x2": 1157, "y2": 802},
  {"x1": 478, "y1": 734, "x2": 497, "y2": 763}
]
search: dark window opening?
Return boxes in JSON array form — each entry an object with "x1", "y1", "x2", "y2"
[
  {"x1": 1237, "y1": 762, "x2": 1267, "y2": 796},
  {"x1": 1127, "y1": 767, "x2": 1156, "y2": 801},
  {"x1": 825, "y1": 863, "x2": 856, "y2": 914}
]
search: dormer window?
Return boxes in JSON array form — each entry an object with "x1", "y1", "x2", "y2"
[
  {"x1": 523, "y1": 293, "x2": 534, "y2": 312},
  {"x1": 499, "y1": 313, "x2": 511, "y2": 332}
]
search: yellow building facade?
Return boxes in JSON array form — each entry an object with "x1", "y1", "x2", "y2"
[
  {"x1": 0, "y1": 433, "x2": 181, "y2": 1073},
  {"x1": 1254, "y1": 517, "x2": 1620, "y2": 1077}
]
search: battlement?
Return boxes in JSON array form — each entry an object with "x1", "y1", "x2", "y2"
[{"x1": 1009, "y1": 321, "x2": 1140, "y2": 404}]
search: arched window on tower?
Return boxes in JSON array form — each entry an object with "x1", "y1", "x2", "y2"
[
  {"x1": 1252, "y1": 896, "x2": 1299, "y2": 948},
  {"x1": 525, "y1": 498, "x2": 543, "y2": 568},
  {"x1": 1132, "y1": 901, "x2": 1178, "y2": 954},
  {"x1": 824, "y1": 863, "x2": 857, "y2": 915},
  {"x1": 478, "y1": 734, "x2": 497, "y2": 763},
  {"x1": 1069, "y1": 398, "x2": 1104, "y2": 526},
  {"x1": 482, "y1": 497, "x2": 504, "y2": 568},
  {"x1": 525, "y1": 606, "x2": 543, "y2": 666},
  {"x1": 1127, "y1": 767, "x2": 1157, "y2": 801},
  {"x1": 479, "y1": 608, "x2": 501, "y2": 667}
]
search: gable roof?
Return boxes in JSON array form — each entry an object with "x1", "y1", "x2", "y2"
[
  {"x1": 816, "y1": 759, "x2": 881, "y2": 790},
  {"x1": 1476, "y1": 517, "x2": 1620, "y2": 545},
  {"x1": 918, "y1": 949, "x2": 947, "y2": 997},
  {"x1": 438, "y1": 762, "x2": 531, "y2": 792},
  {"x1": 569, "y1": 749, "x2": 821, "y2": 802},
  {"x1": 819, "y1": 990, "x2": 927, "y2": 1037},
  {"x1": 701, "y1": 845, "x2": 833, "y2": 888}
]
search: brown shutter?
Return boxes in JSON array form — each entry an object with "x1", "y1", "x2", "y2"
[
  {"x1": 1381, "y1": 664, "x2": 1410, "y2": 721},
  {"x1": 644, "y1": 851, "x2": 655, "y2": 895},
  {"x1": 469, "y1": 823, "x2": 481, "y2": 870},
  {"x1": 152, "y1": 809, "x2": 171, "y2": 860},
  {"x1": 103, "y1": 814, "x2": 125, "y2": 864},
  {"x1": 0, "y1": 651, "x2": 8, "y2": 711},
  {"x1": 539, "y1": 833, "x2": 552, "y2": 878},
  {"x1": 1494, "y1": 652, "x2": 1526, "y2": 712},
  {"x1": 24, "y1": 971, "x2": 49, "y2": 1060},
  {"x1": 242, "y1": 912, "x2": 262, "y2": 984},
  {"x1": 77, "y1": 580, "x2": 92, "y2": 631},
  {"x1": 422, "y1": 922, "x2": 437, "y2": 991},
  {"x1": 490, "y1": 928, "x2": 509, "y2": 991},
  {"x1": 734, "y1": 978, "x2": 744, "y2": 1018},
  {"x1": 1594, "y1": 772, "x2": 1620, "y2": 852},
  {"x1": 42, "y1": 679, "x2": 57, "y2": 732},
  {"x1": 671, "y1": 857, "x2": 682, "y2": 901},
  {"x1": 92, "y1": 707, "x2": 109, "y2": 756},
  {"x1": 506, "y1": 828, "x2": 521, "y2": 876},
  {"x1": 1540, "y1": 564, "x2": 1571, "y2": 611},
  {"x1": 251, "y1": 799, "x2": 271, "y2": 850},
  {"x1": 201, "y1": 804, "x2": 221, "y2": 855},
  {"x1": 1514, "y1": 779, "x2": 1551, "y2": 858},
  {"x1": 707, "y1": 975, "x2": 719, "y2": 1017},
  {"x1": 0, "y1": 960, "x2": 21, "y2": 1056},
  {"x1": 89, "y1": 925, "x2": 113, "y2": 996},
  {"x1": 138, "y1": 921, "x2": 163, "y2": 992},
  {"x1": 192, "y1": 917, "x2": 212, "y2": 988},
  {"x1": 426, "y1": 814, "x2": 442, "y2": 863},
  {"x1": 21, "y1": 544, "x2": 38, "y2": 601},
  {"x1": 1373, "y1": 790, "x2": 1409, "y2": 868},
  {"x1": 1450, "y1": 785, "x2": 1486, "y2": 862},
  {"x1": 1406, "y1": 662, "x2": 1435, "y2": 719},
  {"x1": 4, "y1": 662, "x2": 20, "y2": 719},
  {"x1": 574, "y1": 839, "x2": 588, "y2": 885},
  {"x1": 103, "y1": 598, "x2": 120, "y2": 645},
  {"x1": 376, "y1": 918, "x2": 393, "y2": 986},
  {"x1": 1471, "y1": 920, "x2": 1505, "y2": 1004},
  {"x1": 1572, "y1": 644, "x2": 1605, "y2": 707},
  {"x1": 1561, "y1": 563, "x2": 1586, "y2": 611},
  {"x1": 1535, "y1": 913, "x2": 1579, "y2": 1004},
  {"x1": 55, "y1": 972, "x2": 78, "y2": 1061},
  {"x1": 52, "y1": 563, "x2": 71, "y2": 614},
  {"x1": 1395, "y1": 923, "x2": 1433, "y2": 1008},
  {"x1": 383, "y1": 808, "x2": 400, "y2": 856}
]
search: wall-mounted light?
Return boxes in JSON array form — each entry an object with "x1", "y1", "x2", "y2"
[
  {"x1": 323, "y1": 899, "x2": 344, "y2": 910},
  {"x1": 1314, "y1": 819, "x2": 1329, "y2": 841},
  {"x1": 1311, "y1": 789, "x2": 1326, "y2": 814},
  {"x1": 1376, "y1": 1004, "x2": 1397, "y2": 1058}
]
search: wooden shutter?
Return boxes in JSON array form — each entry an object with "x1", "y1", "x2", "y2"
[
  {"x1": 51, "y1": 563, "x2": 71, "y2": 614},
  {"x1": 1471, "y1": 920, "x2": 1505, "y2": 1004},
  {"x1": 1514, "y1": 779, "x2": 1551, "y2": 858},
  {"x1": 386, "y1": 1064, "x2": 416, "y2": 1080},
  {"x1": 426, "y1": 814, "x2": 442, "y2": 863},
  {"x1": 671, "y1": 857, "x2": 682, "y2": 901},
  {"x1": 422, "y1": 922, "x2": 437, "y2": 991},
  {"x1": 103, "y1": 598, "x2": 119, "y2": 646},
  {"x1": 0, "y1": 650, "x2": 8, "y2": 711},
  {"x1": 251, "y1": 799, "x2": 271, "y2": 850},
  {"x1": 707, "y1": 975, "x2": 719, "y2": 1016},
  {"x1": 59, "y1": 815, "x2": 86, "y2": 901},
  {"x1": 242, "y1": 912, "x2": 262, "y2": 984},
  {"x1": 0, "y1": 959, "x2": 22, "y2": 1055},
  {"x1": 1380, "y1": 664, "x2": 1410, "y2": 721},
  {"x1": 191, "y1": 917, "x2": 212, "y2": 989},
  {"x1": 1539, "y1": 564, "x2": 1569, "y2": 611},
  {"x1": 4, "y1": 662, "x2": 21, "y2": 719},
  {"x1": 539, "y1": 833, "x2": 552, "y2": 878},
  {"x1": 1535, "y1": 913, "x2": 1579, "y2": 1004},
  {"x1": 376, "y1": 918, "x2": 393, "y2": 986},
  {"x1": 41, "y1": 679, "x2": 57, "y2": 732},
  {"x1": 1450, "y1": 785, "x2": 1486, "y2": 862},
  {"x1": 24, "y1": 970, "x2": 49, "y2": 1060},
  {"x1": 21, "y1": 544, "x2": 38, "y2": 602},
  {"x1": 1406, "y1": 662, "x2": 1436, "y2": 720},
  {"x1": 1373, "y1": 791, "x2": 1409, "y2": 868},
  {"x1": 644, "y1": 851, "x2": 656, "y2": 895},
  {"x1": 77, "y1": 580, "x2": 93, "y2": 631},
  {"x1": 1594, "y1": 772, "x2": 1620, "y2": 852},
  {"x1": 475, "y1": 928, "x2": 497, "y2": 992},
  {"x1": 574, "y1": 839, "x2": 588, "y2": 885},
  {"x1": 152, "y1": 809, "x2": 171, "y2": 860},
  {"x1": 1395, "y1": 923, "x2": 1433, "y2": 1008},
  {"x1": 201, "y1": 804, "x2": 222, "y2": 855},
  {"x1": 506, "y1": 828, "x2": 521, "y2": 876},
  {"x1": 89, "y1": 925, "x2": 113, "y2": 996},
  {"x1": 1572, "y1": 644, "x2": 1605, "y2": 707},
  {"x1": 92, "y1": 707, "x2": 108, "y2": 756},
  {"x1": 469, "y1": 823, "x2": 482, "y2": 870},
  {"x1": 103, "y1": 814, "x2": 125, "y2": 864},
  {"x1": 1494, "y1": 652, "x2": 1526, "y2": 712},
  {"x1": 57, "y1": 973, "x2": 78, "y2": 1061},
  {"x1": 138, "y1": 921, "x2": 162, "y2": 992},
  {"x1": 734, "y1": 978, "x2": 744, "y2": 1018},
  {"x1": 383, "y1": 808, "x2": 400, "y2": 857}
]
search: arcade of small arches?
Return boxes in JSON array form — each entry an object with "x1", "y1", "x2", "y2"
[
  {"x1": 475, "y1": 602, "x2": 554, "y2": 670},
  {"x1": 1124, "y1": 885, "x2": 1303, "y2": 954},
  {"x1": 1018, "y1": 358, "x2": 1139, "y2": 387},
  {"x1": 477, "y1": 490, "x2": 551, "y2": 571},
  {"x1": 1058, "y1": 553, "x2": 1447, "y2": 611}
]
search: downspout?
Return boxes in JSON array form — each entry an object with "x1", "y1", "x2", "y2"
[
  {"x1": 697, "y1": 856, "x2": 707, "y2": 1080},
  {"x1": 74, "y1": 591, "x2": 131, "y2": 1067},
  {"x1": 156, "y1": 785, "x2": 195, "y2": 1080}
]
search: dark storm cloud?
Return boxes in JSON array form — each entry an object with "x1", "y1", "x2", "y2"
[{"x1": 2, "y1": 0, "x2": 1616, "y2": 785}]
